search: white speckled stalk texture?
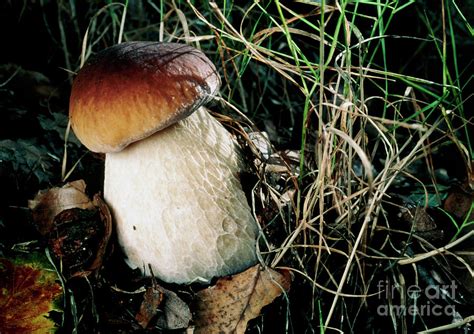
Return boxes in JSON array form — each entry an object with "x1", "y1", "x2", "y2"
[{"x1": 104, "y1": 107, "x2": 258, "y2": 283}]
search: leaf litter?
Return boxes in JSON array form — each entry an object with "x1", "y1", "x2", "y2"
[{"x1": 0, "y1": 257, "x2": 62, "y2": 334}]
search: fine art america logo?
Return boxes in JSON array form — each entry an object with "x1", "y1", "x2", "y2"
[{"x1": 376, "y1": 280, "x2": 458, "y2": 316}]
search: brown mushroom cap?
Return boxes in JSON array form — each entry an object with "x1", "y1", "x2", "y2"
[{"x1": 69, "y1": 42, "x2": 220, "y2": 153}]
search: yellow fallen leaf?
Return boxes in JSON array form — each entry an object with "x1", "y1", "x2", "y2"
[
  {"x1": 192, "y1": 264, "x2": 291, "y2": 333},
  {"x1": 0, "y1": 257, "x2": 62, "y2": 334}
]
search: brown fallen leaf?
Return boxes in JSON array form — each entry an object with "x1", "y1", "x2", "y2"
[
  {"x1": 443, "y1": 184, "x2": 474, "y2": 221},
  {"x1": 156, "y1": 288, "x2": 192, "y2": 330},
  {"x1": 399, "y1": 206, "x2": 444, "y2": 242},
  {"x1": 28, "y1": 180, "x2": 95, "y2": 235},
  {"x1": 136, "y1": 283, "x2": 164, "y2": 328},
  {"x1": 443, "y1": 181, "x2": 474, "y2": 294},
  {"x1": 192, "y1": 264, "x2": 291, "y2": 334},
  {"x1": 28, "y1": 180, "x2": 112, "y2": 278},
  {"x1": 136, "y1": 271, "x2": 192, "y2": 330},
  {"x1": 0, "y1": 257, "x2": 62, "y2": 334},
  {"x1": 87, "y1": 194, "x2": 113, "y2": 275}
]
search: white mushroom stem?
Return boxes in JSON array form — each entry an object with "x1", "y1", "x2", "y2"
[{"x1": 104, "y1": 107, "x2": 258, "y2": 284}]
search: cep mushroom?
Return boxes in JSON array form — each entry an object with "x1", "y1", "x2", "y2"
[{"x1": 69, "y1": 42, "x2": 258, "y2": 284}]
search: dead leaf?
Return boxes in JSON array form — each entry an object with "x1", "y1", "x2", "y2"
[
  {"x1": 399, "y1": 206, "x2": 444, "y2": 242},
  {"x1": 135, "y1": 272, "x2": 192, "y2": 330},
  {"x1": 157, "y1": 289, "x2": 192, "y2": 330},
  {"x1": 28, "y1": 180, "x2": 94, "y2": 235},
  {"x1": 0, "y1": 258, "x2": 62, "y2": 334},
  {"x1": 28, "y1": 180, "x2": 112, "y2": 278},
  {"x1": 192, "y1": 265, "x2": 291, "y2": 334},
  {"x1": 87, "y1": 194, "x2": 113, "y2": 274},
  {"x1": 135, "y1": 283, "x2": 164, "y2": 328},
  {"x1": 444, "y1": 181, "x2": 474, "y2": 294},
  {"x1": 444, "y1": 184, "x2": 474, "y2": 221}
]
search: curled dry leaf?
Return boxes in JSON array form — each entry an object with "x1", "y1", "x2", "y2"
[
  {"x1": 156, "y1": 288, "x2": 192, "y2": 330},
  {"x1": 135, "y1": 280, "x2": 164, "y2": 329},
  {"x1": 28, "y1": 180, "x2": 112, "y2": 278},
  {"x1": 135, "y1": 274, "x2": 192, "y2": 330},
  {"x1": 192, "y1": 264, "x2": 291, "y2": 334},
  {"x1": 28, "y1": 180, "x2": 94, "y2": 235},
  {"x1": 0, "y1": 258, "x2": 62, "y2": 334}
]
